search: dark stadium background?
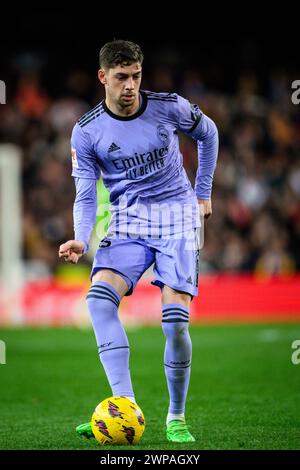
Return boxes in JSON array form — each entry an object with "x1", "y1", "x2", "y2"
[
  {"x1": 0, "y1": 12, "x2": 300, "y2": 452},
  {"x1": 1, "y1": 19, "x2": 299, "y2": 277}
]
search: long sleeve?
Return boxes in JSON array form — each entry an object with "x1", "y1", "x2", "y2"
[
  {"x1": 194, "y1": 114, "x2": 219, "y2": 199},
  {"x1": 73, "y1": 177, "x2": 97, "y2": 254},
  {"x1": 175, "y1": 94, "x2": 219, "y2": 200}
]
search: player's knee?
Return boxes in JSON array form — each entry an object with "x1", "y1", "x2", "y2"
[
  {"x1": 92, "y1": 269, "x2": 128, "y2": 298},
  {"x1": 162, "y1": 286, "x2": 191, "y2": 307}
]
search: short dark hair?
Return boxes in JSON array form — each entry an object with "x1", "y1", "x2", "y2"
[{"x1": 99, "y1": 40, "x2": 143, "y2": 70}]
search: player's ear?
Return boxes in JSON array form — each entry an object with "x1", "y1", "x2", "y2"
[{"x1": 98, "y1": 69, "x2": 106, "y2": 85}]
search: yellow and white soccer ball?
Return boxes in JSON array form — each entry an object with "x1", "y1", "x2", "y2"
[{"x1": 91, "y1": 396, "x2": 145, "y2": 445}]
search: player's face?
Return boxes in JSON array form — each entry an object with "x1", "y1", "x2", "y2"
[{"x1": 99, "y1": 62, "x2": 142, "y2": 111}]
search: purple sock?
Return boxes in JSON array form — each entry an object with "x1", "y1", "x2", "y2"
[
  {"x1": 162, "y1": 303, "x2": 192, "y2": 414},
  {"x1": 86, "y1": 281, "x2": 134, "y2": 398}
]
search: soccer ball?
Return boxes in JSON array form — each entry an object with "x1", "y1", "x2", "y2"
[{"x1": 91, "y1": 396, "x2": 145, "y2": 445}]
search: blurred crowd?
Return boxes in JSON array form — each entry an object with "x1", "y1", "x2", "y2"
[{"x1": 0, "y1": 61, "x2": 299, "y2": 278}]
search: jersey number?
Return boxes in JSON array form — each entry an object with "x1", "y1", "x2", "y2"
[{"x1": 99, "y1": 237, "x2": 112, "y2": 248}]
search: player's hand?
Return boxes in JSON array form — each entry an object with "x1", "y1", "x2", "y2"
[
  {"x1": 58, "y1": 240, "x2": 85, "y2": 264},
  {"x1": 198, "y1": 199, "x2": 212, "y2": 219}
]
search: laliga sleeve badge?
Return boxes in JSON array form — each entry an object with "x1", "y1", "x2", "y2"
[{"x1": 71, "y1": 148, "x2": 78, "y2": 168}]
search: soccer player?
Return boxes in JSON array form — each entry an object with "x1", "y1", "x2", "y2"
[{"x1": 59, "y1": 40, "x2": 218, "y2": 443}]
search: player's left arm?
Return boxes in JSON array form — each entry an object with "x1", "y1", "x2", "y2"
[{"x1": 176, "y1": 95, "x2": 219, "y2": 218}]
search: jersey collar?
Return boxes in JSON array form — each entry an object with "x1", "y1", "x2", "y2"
[{"x1": 103, "y1": 91, "x2": 148, "y2": 121}]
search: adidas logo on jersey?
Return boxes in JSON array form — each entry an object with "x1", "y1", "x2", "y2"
[
  {"x1": 108, "y1": 142, "x2": 120, "y2": 153},
  {"x1": 186, "y1": 276, "x2": 193, "y2": 285}
]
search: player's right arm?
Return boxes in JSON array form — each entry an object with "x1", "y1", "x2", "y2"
[{"x1": 58, "y1": 123, "x2": 100, "y2": 264}]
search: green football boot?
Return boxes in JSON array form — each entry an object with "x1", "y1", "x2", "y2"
[
  {"x1": 166, "y1": 420, "x2": 195, "y2": 443},
  {"x1": 76, "y1": 422, "x2": 94, "y2": 439}
]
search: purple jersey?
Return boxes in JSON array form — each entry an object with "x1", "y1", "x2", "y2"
[{"x1": 71, "y1": 91, "x2": 218, "y2": 247}]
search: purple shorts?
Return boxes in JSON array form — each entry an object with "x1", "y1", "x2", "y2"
[{"x1": 91, "y1": 229, "x2": 200, "y2": 298}]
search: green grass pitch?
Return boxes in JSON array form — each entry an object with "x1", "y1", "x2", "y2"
[{"x1": 0, "y1": 324, "x2": 300, "y2": 450}]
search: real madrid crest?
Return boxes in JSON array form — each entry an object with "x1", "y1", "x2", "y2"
[{"x1": 157, "y1": 125, "x2": 170, "y2": 145}]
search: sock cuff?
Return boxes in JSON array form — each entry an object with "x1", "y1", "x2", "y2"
[
  {"x1": 91, "y1": 281, "x2": 121, "y2": 302},
  {"x1": 167, "y1": 413, "x2": 185, "y2": 424},
  {"x1": 162, "y1": 303, "x2": 189, "y2": 314}
]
